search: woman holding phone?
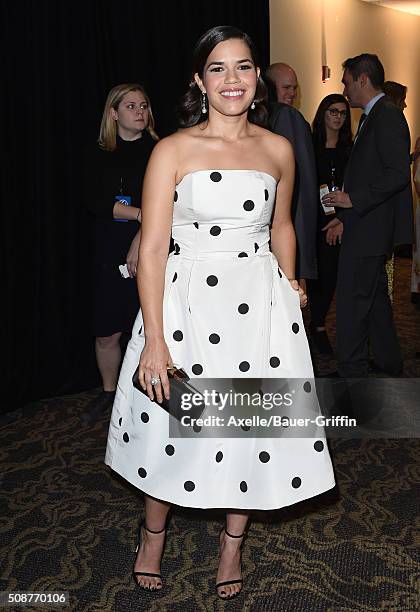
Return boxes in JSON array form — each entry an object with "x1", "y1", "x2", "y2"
[{"x1": 307, "y1": 94, "x2": 352, "y2": 355}]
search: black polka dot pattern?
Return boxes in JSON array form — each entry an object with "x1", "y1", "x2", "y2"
[
  {"x1": 138, "y1": 325, "x2": 143, "y2": 335},
  {"x1": 259, "y1": 451, "x2": 270, "y2": 463},
  {"x1": 112, "y1": 171, "x2": 334, "y2": 512},
  {"x1": 192, "y1": 364, "x2": 203, "y2": 375},
  {"x1": 206, "y1": 275, "x2": 218, "y2": 287},
  {"x1": 210, "y1": 172, "x2": 222, "y2": 182},
  {"x1": 243, "y1": 200, "x2": 254, "y2": 211}
]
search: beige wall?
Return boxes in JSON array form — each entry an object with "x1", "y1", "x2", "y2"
[{"x1": 269, "y1": 0, "x2": 420, "y2": 144}]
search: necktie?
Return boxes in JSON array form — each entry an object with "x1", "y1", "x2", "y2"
[{"x1": 355, "y1": 113, "x2": 367, "y2": 140}]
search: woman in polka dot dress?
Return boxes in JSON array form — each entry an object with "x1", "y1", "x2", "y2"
[{"x1": 105, "y1": 26, "x2": 335, "y2": 599}]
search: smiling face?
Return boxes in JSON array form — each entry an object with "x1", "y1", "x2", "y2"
[
  {"x1": 324, "y1": 102, "x2": 347, "y2": 133},
  {"x1": 195, "y1": 38, "x2": 259, "y2": 118},
  {"x1": 275, "y1": 66, "x2": 298, "y2": 105},
  {"x1": 111, "y1": 90, "x2": 149, "y2": 138}
]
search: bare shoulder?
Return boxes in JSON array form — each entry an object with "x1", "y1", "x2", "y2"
[
  {"x1": 151, "y1": 131, "x2": 181, "y2": 153},
  {"x1": 146, "y1": 131, "x2": 192, "y2": 168},
  {"x1": 152, "y1": 127, "x2": 203, "y2": 155},
  {"x1": 257, "y1": 126, "x2": 293, "y2": 154}
]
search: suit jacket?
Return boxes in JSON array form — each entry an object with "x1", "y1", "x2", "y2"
[
  {"x1": 268, "y1": 103, "x2": 318, "y2": 279},
  {"x1": 339, "y1": 96, "x2": 413, "y2": 257}
]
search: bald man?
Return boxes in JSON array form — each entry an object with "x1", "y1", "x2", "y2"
[
  {"x1": 265, "y1": 63, "x2": 298, "y2": 106},
  {"x1": 265, "y1": 63, "x2": 318, "y2": 281}
]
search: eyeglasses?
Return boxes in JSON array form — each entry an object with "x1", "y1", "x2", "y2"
[
  {"x1": 125, "y1": 102, "x2": 149, "y2": 112},
  {"x1": 327, "y1": 108, "x2": 347, "y2": 118}
]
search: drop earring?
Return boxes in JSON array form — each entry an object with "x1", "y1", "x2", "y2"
[
  {"x1": 250, "y1": 100, "x2": 256, "y2": 110},
  {"x1": 201, "y1": 92, "x2": 207, "y2": 114}
]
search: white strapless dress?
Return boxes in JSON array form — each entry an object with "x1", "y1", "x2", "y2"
[{"x1": 105, "y1": 170, "x2": 335, "y2": 509}]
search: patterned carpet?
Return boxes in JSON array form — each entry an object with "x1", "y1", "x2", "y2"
[{"x1": 1, "y1": 257, "x2": 419, "y2": 612}]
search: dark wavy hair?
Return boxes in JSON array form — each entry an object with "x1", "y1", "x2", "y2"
[
  {"x1": 312, "y1": 94, "x2": 352, "y2": 154},
  {"x1": 177, "y1": 26, "x2": 267, "y2": 128}
]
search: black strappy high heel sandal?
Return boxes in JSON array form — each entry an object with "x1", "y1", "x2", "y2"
[
  {"x1": 216, "y1": 527, "x2": 246, "y2": 600},
  {"x1": 133, "y1": 521, "x2": 166, "y2": 591}
]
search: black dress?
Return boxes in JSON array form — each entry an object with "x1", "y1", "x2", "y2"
[
  {"x1": 84, "y1": 132, "x2": 155, "y2": 336},
  {"x1": 307, "y1": 146, "x2": 350, "y2": 327}
]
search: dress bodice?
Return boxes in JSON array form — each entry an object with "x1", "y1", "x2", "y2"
[{"x1": 171, "y1": 170, "x2": 278, "y2": 258}]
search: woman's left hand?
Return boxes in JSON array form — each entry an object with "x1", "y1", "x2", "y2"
[
  {"x1": 289, "y1": 279, "x2": 308, "y2": 309},
  {"x1": 126, "y1": 230, "x2": 141, "y2": 277}
]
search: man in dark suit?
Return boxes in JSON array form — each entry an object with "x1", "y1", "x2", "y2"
[
  {"x1": 322, "y1": 54, "x2": 413, "y2": 377},
  {"x1": 266, "y1": 64, "x2": 318, "y2": 281}
]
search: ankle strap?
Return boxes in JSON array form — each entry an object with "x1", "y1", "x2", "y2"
[
  {"x1": 143, "y1": 522, "x2": 166, "y2": 534},
  {"x1": 224, "y1": 528, "x2": 245, "y2": 539}
]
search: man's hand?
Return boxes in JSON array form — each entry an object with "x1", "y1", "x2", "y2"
[
  {"x1": 322, "y1": 190, "x2": 352, "y2": 208},
  {"x1": 322, "y1": 218, "x2": 343, "y2": 246}
]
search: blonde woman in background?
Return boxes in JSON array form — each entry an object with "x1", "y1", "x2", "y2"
[{"x1": 84, "y1": 84, "x2": 158, "y2": 416}]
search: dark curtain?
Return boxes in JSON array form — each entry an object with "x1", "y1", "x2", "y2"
[{"x1": 3, "y1": 0, "x2": 270, "y2": 411}]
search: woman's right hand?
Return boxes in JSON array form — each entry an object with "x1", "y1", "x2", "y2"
[{"x1": 138, "y1": 337, "x2": 172, "y2": 403}]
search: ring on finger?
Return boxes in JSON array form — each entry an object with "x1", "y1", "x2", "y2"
[{"x1": 150, "y1": 376, "x2": 161, "y2": 386}]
